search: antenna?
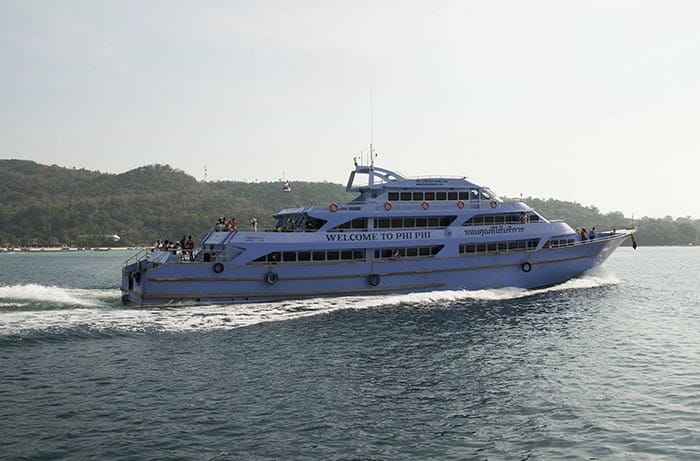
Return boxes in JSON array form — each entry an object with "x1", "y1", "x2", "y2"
[{"x1": 369, "y1": 89, "x2": 375, "y2": 168}]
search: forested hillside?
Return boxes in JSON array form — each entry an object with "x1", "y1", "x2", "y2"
[{"x1": 0, "y1": 160, "x2": 698, "y2": 247}]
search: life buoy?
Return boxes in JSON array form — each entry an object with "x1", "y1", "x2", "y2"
[
  {"x1": 384, "y1": 201, "x2": 392, "y2": 211},
  {"x1": 329, "y1": 202, "x2": 339, "y2": 213},
  {"x1": 521, "y1": 262, "x2": 532, "y2": 273},
  {"x1": 368, "y1": 273, "x2": 380, "y2": 287},
  {"x1": 421, "y1": 201, "x2": 430, "y2": 211},
  {"x1": 457, "y1": 200, "x2": 465, "y2": 209},
  {"x1": 490, "y1": 200, "x2": 498, "y2": 209},
  {"x1": 213, "y1": 262, "x2": 224, "y2": 273},
  {"x1": 265, "y1": 271, "x2": 279, "y2": 285}
]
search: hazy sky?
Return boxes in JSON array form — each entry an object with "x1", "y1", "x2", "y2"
[{"x1": 2, "y1": 0, "x2": 699, "y2": 219}]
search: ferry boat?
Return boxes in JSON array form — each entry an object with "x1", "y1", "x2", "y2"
[{"x1": 121, "y1": 162, "x2": 636, "y2": 305}]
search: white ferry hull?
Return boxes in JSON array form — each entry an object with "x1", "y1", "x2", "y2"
[{"x1": 121, "y1": 231, "x2": 631, "y2": 306}]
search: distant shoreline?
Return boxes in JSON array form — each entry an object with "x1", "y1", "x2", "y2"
[{"x1": 0, "y1": 247, "x2": 144, "y2": 253}]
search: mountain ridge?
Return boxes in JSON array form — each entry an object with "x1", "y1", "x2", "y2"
[{"x1": 0, "y1": 159, "x2": 697, "y2": 247}]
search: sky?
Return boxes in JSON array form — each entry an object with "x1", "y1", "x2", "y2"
[{"x1": 1, "y1": 0, "x2": 699, "y2": 219}]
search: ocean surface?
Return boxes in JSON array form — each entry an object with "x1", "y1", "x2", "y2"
[{"x1": 0, "y1": 247, "x2": 698, "y2": 460}]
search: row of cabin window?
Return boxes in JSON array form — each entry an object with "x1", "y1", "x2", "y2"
[
  {"x1": 544, "y1": 238, "x2": 576, "y2": 248},
  {"x1": 252, "y1": 245, "x2": 444, "y2": 263},
  {"x1": 375, "y1": 246, "x2": 443, "y2": 259},
  {"x1": 463, "y1": 213, "x2": 540, "y2": 226},
  {"x1": 255, "y1": 249, "x2": 366, "y2": 263},
  {"x1": 459, "y1": 239, "x2": 540, "y2": 254},
  {"x1": 333, "y1": 214, "x2": 539, "y2": 231},
  {"x1": 334, "y1": 216, "x2": 455, "y2": 231},
  {"x1": 387, "y1": 190, "x2": 491, "y2": 202}
]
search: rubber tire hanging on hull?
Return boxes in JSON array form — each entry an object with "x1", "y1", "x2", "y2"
[
  {"x1": 265, "y1": 271, "x2": 279, "y2": 285},
  {"x1": 213, "y1": 262, "x2": 225, "y2": 273},
  {"x1": 521, "y1": 262, "x2": 532, "y2": 273},
  {"x1": 368, "y1": 274, "x2": 381, "y2": 287}
]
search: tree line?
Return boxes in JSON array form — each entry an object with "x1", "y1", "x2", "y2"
[{"x1": 0, "y1": 159, "x2": 697, "y2": 247}]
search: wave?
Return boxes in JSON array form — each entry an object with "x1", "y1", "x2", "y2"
[
  {"x1": 0, "y1": 283, "x2": 117, "y2": 308},
  {"x1": 0, "y1": 270, "x2": 619, "y2": 337}
]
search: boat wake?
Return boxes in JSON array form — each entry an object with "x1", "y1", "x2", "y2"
[{"x1": 0, "y1": 270, "x2": 619, "y2": 337}]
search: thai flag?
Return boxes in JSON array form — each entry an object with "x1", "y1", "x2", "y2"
[{"x1": 282, "y1": 181, "x2": 292, "y2": 193}]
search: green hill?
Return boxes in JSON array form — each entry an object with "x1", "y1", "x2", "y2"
[{"x1": 0, "y1": 159, "x2": 697, "y2": 247}]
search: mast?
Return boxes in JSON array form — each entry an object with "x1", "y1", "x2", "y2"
[{"x1": 369, "y1": 89, "x2": 375, "y2": 187}]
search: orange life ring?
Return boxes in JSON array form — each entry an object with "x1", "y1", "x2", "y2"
[
  {"x1": 384, "y1": 201, "x2": 392, "y2": 211},
  {"x1": 457, "y1": 200, "x2": 465, "y2": 209},
  {"x1": 490, "y1": 200, "x2": 498, "y2": 209},
  {"x1": 329, "y1": 202, "x2": 339, "y2": 213},
  {"x1": 421, "y1": 201, "x2": 430, "y2": 211}
]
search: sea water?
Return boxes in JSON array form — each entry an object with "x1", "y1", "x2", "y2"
[{"x1": 0, "y1": 247, "x2": 698, "y2": 460}]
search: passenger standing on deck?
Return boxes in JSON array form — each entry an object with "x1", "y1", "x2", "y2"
[
  {"x1": 589, "y1": 227, "x2": 596, "y2": 240},
  {"x1": 250, "y1": 217, "x2": 258, "y2": 232},
  {"x1": 185, "y1": 235, "x2": 194, "y2": 261},
  {"x1": 580, "y1": 227, "x2": 587, "y2": 241}
]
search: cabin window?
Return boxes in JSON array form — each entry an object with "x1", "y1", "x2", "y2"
[
  {"x1": 353, "y1": 250, "x2": 365, "y2": 260},
  {"x1": 428, "y1": 217, "x2": 439, "y2": 227},
  {"x1": 341, "y1": 250, "x2": 353, "y2": 260},
  {"x1": 406, "y1": 248, "x2": 418, "y2": 257},
  {"x1": 436, "y1": 191, "x2": 447, "y2": 201},
  {"x1": 458, "y1": 191, "x2": 468, "y2": 200},
  {"x1": 448, "y1": 191, "x2": 458, "y2": 200},
  {"x1": 424, "y1": 192, "x2": 436, "y2": 201},
  {"x1": 404, "y1": 218, "x2": 415, "y2": 227},
  {"x1": 480, "y1": 190, "x2": 492, "y2": 200},
  {"x1": 416, "y1": 218, "x2": 427, "y2": 227},
  {"x1": 440, "y1": 217, "x2": 453, "y2": 227},
  {"x1": 268, "y1": 252, "x2": 281, "y2": 262},
  {"x1": 327, "y1": 251, "x2": 340, "y2": 260},
  {"x1": 419, "y1": 247, "x2": 430, "y2": 256},
  {"x1": 351, "y1": 218, "x2": 367, "y2": 229},
  {"x1": 400, "y1": 192, "x2": 412, "y2": 201},
  {"x1": 391, "y1": 218, "x2": 403, "y2": 228},
  {"x1": 413, "y1": 192, "x2": 423, "y2": 201},
  {"x1": 298, "y1": 252, "x2": 311, "y2": 261},
  {"x1": 377, "y1": 218, "x2": 390, "y2": 229},
  {"x1": 253, "y1": 255, "x2": 266, "y2": 262},
  {"x1": 312, "y1": 251, "x2": 325, "y2": 261},
  {"x1": 470, "y1": 189, "x2": 479, "y2": 200},
  {"x1": 283, "y1": 252, "x2": 296, "y2": 262},
  {"x1": 388, "y1": 192, "x2": 399, "y2": 201}
]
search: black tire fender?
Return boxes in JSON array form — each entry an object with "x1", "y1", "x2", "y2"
[
  {"x1": 213, "y1": 262, "x2": 225, "y2": 273},
  {"x1": 368, "y1": 273, "x2": 380, "y2": 287},
  {"x1": 265, "y1": 271, "x2": 279, "y2": 285},
  {"x1": 521, "y1": 262, "x2": 532, "y2": 273}
]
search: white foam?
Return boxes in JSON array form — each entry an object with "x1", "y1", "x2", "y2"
[
  {"x1": 0, "y1": 283, "x2": 115, "y2": 307},
  {"x1": 0, "y1": 270, "x2": 620, "y2": 335}
]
